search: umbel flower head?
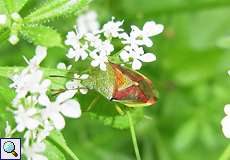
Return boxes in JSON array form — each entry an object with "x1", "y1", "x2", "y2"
[
  {"x1": 64, "y1": 10, "x2": 164, "y2": 71},
  {"x1": 8, "y1": 46, "x2": 82, "y2": 160}
]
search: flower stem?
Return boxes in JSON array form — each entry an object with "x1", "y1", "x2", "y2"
[
  {"x1": 219, "y1": 144, "x2": 230, "y2": 160},
  {"x1": 127, "y1": 111, "x2": 141, "y2": 160},
  {"x1": 47, "y1": 136, "x2": 80, "y2": 160}
]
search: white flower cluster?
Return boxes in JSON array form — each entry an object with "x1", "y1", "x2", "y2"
[
  {"x1": 7, "y1": 46, "x2": 82, "y2": 160},
  {"x1": 65, "y1": 10, "x2": 164, "y2": 71},
  {"x1": 0, "y1": 12, "x2": 22, "y2": 45}
]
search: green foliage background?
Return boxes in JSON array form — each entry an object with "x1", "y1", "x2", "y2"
[{"x1": 1, "y1": 0, "x2": 230, "y2": 160}]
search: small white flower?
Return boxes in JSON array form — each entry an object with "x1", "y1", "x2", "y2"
[
  {"x1": 65, "y1": 31, "x2": 82, "y2": 47},
  {"x1": 66, "y1": 42, "x2": 88, "y2": 61},
  {"x1": 121, "y1": 21, "x2": 164, "y2": 47},
  {"x1": 14, "y1": 105, "x2": 40, "y2": 132},
  {"x1": 90, "y1": 52, "x2": 108, "y2": 71},
  {"x1": 8, "y1": 34, "x2": 19, "y2": 45},
  {"x1": 102, "y1": 17, "x2": 124, "y2": 38},
  {"x1": 221, "y1": 104, "x2": 230, "y2": 138},
  {"x1": 57, "y1": 62, "x2": 72, "y2": 70},
  {"x1": 85, "y1": 33, "x2": 102, "y2": 48},
  {"x1": 11, "y1": 12, "x2": 22, "y2": 22},
  {"x1": 0, "y1": 14, "x2": 7, "y2": 25},
  {"x1": 39, "y1": 92, "x2": 81, "y2": 130},
  {"x1": 23, "y1": 141, "x2": 48, "y2": 160},
  {"x1": 77, "y1": 10, "x2": 100, "y2": 35},
  {"x1": 10, "y1": 46, "x2": 49, "y2": 102},
  {"x1": 29, "y1": 46, "x2": 47, "y2": 68},
  {"x1": 66, "y1": 73, "x2": 89, "y2": 94},
  {"x1": 10, "y1": 69, "x2": 46, "y2": 102},
  {"x1": 86, "y1": 34, "x2": 114, "y2": 56},
  {"x1": 130, "y1": 21, "x2": 164, "y2": 47},
  {"x1": 98, "y1": 40, "x2": 114, "y2": 55},
  {"x1": 120, "y1": 46, "x2": 156, "y2": 70}
]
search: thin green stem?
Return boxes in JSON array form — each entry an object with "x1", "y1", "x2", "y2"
[
  {"x1": 47, "y1": 136, "x2": 80, "y2": 160},
  {"x1": 86, "y1": 96, "x2": 100, "y2": 111},
  {"x1": 219, "y1": 144, "x2": 230, "y2": 160},
  {"x1": 127, "y1": 111, "x2": 141, "y2": 160}
]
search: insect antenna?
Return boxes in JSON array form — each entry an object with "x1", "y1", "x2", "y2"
[
  {"x1": 49, "y1": 75, "x2": 82, "y2": 80},
  {"x1": 51, "y1": 86, "x2": 89, "y2": 96},
  {"x1": 51, "y1": 88, "x2": 66, "y2": 96}
]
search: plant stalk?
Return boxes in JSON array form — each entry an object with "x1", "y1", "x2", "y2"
[{"x1": 127, "y1": 111, "x2": 141, "y2": 160}]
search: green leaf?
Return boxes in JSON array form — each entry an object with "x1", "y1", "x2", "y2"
[
  {"x1": 24, "y1": 0, "x2": 92, "y2": 23},
  {"x1": 85, "y1": 108, "x2": 144, "y2": 129},
  {"x1": 2, "y1": 0, "x2": 28, "y2": 13},
  {"x1": 20, "y1": 25, "x2": 63, "y2": 47},
  {"x1": 44, "y1": 140, "x2": 66, "y2": 160},
  {"x1": 47, "y1": 131, "x2": 80, "y2": 160}
]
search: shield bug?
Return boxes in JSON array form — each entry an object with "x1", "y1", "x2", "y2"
[{"x1": 82, "y1": 63, "x2": 158, "y2": 107}]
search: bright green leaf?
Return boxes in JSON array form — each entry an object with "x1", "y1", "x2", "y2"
[
  {"x1": 2, "y1": 0, "x2": 28, "y2": 13},
  {"x1": 21, "y1": 25, "x2": 63, "y2": 47},
  {"x1": 24, "y1": 0, "x2": 92, "y2": 23}
]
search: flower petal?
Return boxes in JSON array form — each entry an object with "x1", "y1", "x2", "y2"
[
  {"x1": 66, "y1": 48, "x2": 76, "y2": 59},
  {"x1": 38, "y1": 95, "x2": 50, "y2": 106},
  {"x1": 120, "y1": 50, "x2": 129, "y2": 62},
  {"x1": 143, "y1": 21, "x2": 164, "y2": 36},
  {"x1": 100, "y1": 63, "x2": 107, "y2": 71},
  {"x1": 143, "y1": 37, "x2": 153, "y2": 47},
  {"x1": 35, "y1": 46, "x2": 47, "y2": 61},
  {"x1": 25, "y1": 118, "x2": 40, "y2": 130},
  {"x1": 221, "y1": 115, "x2": 230, "y2": 130},
  {"x1": 222, "y1": 125, "x2": 230, "y2": 138},
  {"x1": 60, "y1": 100, "x2": 81, "y2": 118},
  {"x1": 16, "y1": 124, "x2": 25, "y2": 132},
  {"x1": 91, "y1": 60, "x2": 100, "y2": 67},
  {"x1": 139, "y1": 53, "x2": 156, "y2": 62},
  {"x1": 57, "y1": 63, "x2": 66, "y2": 70},
  {"x1": 50, "y1": 112, "x2": 65, "y2": 130},
  {"x1": 56, "y1": 90, "x2": 76, "y2": 104},
  {"x1": 132, "y1": 59, "x2": 142, "y2": 70}
]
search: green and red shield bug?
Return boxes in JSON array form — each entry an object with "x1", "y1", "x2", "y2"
[{"x1": 82, "y1": 63, "x2": 158, "y2": 107}]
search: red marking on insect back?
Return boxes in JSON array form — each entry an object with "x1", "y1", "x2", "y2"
[
  {"x1": 113, "y1": 85, "x2": 149, "y2": 103},
  {"x1": 110, "y1": 63, "x2": 157, "y2": 106}
]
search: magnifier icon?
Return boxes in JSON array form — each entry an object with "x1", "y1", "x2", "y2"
[{"x1": 3, "y1": 141, "x2": 18, "y2": 157}]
